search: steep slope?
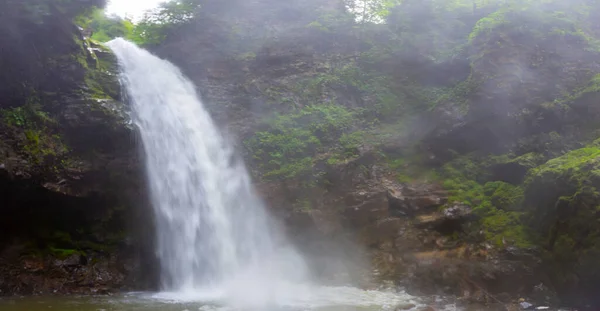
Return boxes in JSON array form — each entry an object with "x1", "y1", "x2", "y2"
[
  {"x1": 146, "y1": 0, "x2": 600, "y2": 308},
  {"x1": 0, "y1": 1, "x2": 152, "y2": 295}
]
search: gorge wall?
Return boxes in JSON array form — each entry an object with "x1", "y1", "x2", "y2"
[
  {"x1": 2, "y1": 0, "x2": 600, "y2": 309},
  {"x1": 150, "y1": 0, "x2": 600, "y2": 308},
  {"x1": 0, "y1": 0, "x2": 153, "y2": 295}
]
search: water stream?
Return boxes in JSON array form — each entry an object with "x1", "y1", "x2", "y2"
[{"x1": 0, "y1": 39, "x2": 460, "y2": 311}]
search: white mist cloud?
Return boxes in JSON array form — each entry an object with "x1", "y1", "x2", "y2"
[{"x1": 105, "y1": 0, "x2": 165, "y2": 19}]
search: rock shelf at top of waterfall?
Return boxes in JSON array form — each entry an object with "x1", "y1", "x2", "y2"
[{"x1": 107, "y1": 38, "x2": 309, "y2": 303}]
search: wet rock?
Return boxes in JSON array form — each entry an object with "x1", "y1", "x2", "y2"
[
  {"x1": 387, "y1": 184, "x2": 447, "y2": 217},
  {"x1": 519, "y1": 301, "x2": 534, "y2": 309},
  {"x1": 343, "y1": 191, "x2": 389, "y2": 227},
  {"x1": 22, "y1": 258, "x2": 44, "y2": 272},
  {"x1": 489, "y1": 161, "x2": 530, "y2": 184},
  {"x1": 395, "y1": 303, "x2": 416, "y2": 310},
  {"x1": 413, "y1": 203, "x2": 472, "y2": 234},
  {"x1": 531, "y1": 283, "x2": 559, "y2": 307},
  {"x1": 56, "y1": 254, "x2": 83, "y2": 267},
  {"x1": 443, "y1": 203, "x2": 472, "y2": 220}
]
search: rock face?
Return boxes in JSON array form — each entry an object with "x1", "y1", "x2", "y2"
[
  {"x1": 522, "y1": 145, "x2": 600, "y2": 304},
  {"x1": 2, "y1": 0, "x2": 597, "y2": 306},
  {"x1": 147, "y1": 1, "x2": 600, "y2": 308},
  {"x1": 0, "y1": 1, "x2": 154, "y2": 295}
]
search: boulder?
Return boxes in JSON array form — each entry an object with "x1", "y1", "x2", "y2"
[{"x1": 387, "y1": 183, "x2": 448, "y2": 216}]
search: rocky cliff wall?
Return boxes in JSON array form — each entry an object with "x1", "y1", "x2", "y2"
[
  {"x1": 150, "y1": 1, "x2": 600, "y2": 308},
  {"x1": 0, "y1": 1, "x2": 154, "y2": 295}
]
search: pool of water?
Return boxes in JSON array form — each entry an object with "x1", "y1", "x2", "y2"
[{"x1": 0, "y1": 286, "x2": 459, "y2": 311}]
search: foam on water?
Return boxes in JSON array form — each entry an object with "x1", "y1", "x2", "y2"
[{"x1": 149, "y1": 285, "x2": 427, "y2": 310}]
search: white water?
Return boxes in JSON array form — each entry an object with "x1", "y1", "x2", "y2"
[
  {"x1": 108, "y1": 37, "x2": 307, "y2": 296},
  {"x1": 106, "y1": 39, "x2": 439, "y2": 311}
]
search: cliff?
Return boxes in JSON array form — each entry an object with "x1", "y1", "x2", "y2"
[
  {"x1": 0, "y1": 0, "x2": 152, "y2": 295},
  {"x1": 149, "y1": 0, "x2": 600, "y2": 308}
]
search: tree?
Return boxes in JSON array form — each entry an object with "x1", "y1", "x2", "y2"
[
  {"x1": 74, "y1": 8, "x2": 137, "y2": 43},
  {"x1": 345, "y1": 0, "x2": 399, "y2": 23},
  {"x1": 130, "y1": 0, "x2": 201, "y2": 45}
]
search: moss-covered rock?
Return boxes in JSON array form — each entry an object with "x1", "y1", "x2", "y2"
[
  {"x1": 0, "y1": 0, "x2": 153, "y2": 295},
  {"x1": 524, "y1": 145, "x2": 600, "y2": 305}
]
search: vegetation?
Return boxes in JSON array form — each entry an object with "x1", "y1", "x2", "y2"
[
  {"x1": 246, "y1": 104, "x2": 360, "y2": 180},
  {"x1": 4, "y1": 0, "x2": 600, "y2": 302},
  {"x1": 1, "y1": 96, "x2": 68, "y2": 165}
]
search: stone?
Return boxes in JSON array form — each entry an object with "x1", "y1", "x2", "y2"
[
  {"x1": 519, "y1": 301, "x2": 534, "y2": 309},
  {"x1": 531, "y1": 283, "x2": 559, "y2": 307},
  {"x1": 386, "y1": 183, "x2": 448, "y2": 217},
  {"x1": 394, "y1": 303, "x2": 416, "y2": 310},
  {"x1": 361, "y1": 217, "x2": 405, "y2": 246},
  {"x1": 343, "y1": 193, "x2": 389, "y2": 227},
  {"x1": 413, "y1": 204, "x2": 472, "y2": 234},
  {"x1": 442, "y1": 203, "x2": 472, "y2": 220},
  {"x1": 55, "y1": 254, "x2": 83, "y2": 267}
]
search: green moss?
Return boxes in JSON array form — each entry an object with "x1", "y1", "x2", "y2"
[
  {"x1": 246, "y1": 104, "x2": 359, "y2": 180},
  {"x1": 527, "y1": 146, "x2": 600, "y2": 184},
  {"x1": 235, "y1": 52, "x2": 257, "y2": 61},
  {"x1": 433, "y1": 153, "x2": 534, "y2": 247},
  {"x1": 49, "y1": 247, "x2": 84, "y2": 259},
  {"x1": 293, "y1": 199, "x2": 313, "y2": 213},
  {"x1": 523, "y1": 145, "x2": 600, "y2": 256},
  {"x1": 22, "y1": 129, "x2": 67, "y2": 164},
  {"x1": 1, "y1": 98, "x2": 68, "y2": 164},
  {"x1": 469, "y1": 8, "x2": 510, "y2": 42},
  {"x1": 2, "y1": 107, "x2": 28, "y2": 127},
  {"x1": 484, "y1": 181, "x2": 524, "y2": 211},
  {"x1": 426, "y1": 77, "x2": 480, "y2": 111},
  {"x1": 480, "y1": 209, "x2": 532, "y2": 248}
]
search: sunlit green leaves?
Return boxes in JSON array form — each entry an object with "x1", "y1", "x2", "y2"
[{"x1": 345, "y1": 0, "x2": 400, "y2": 23}]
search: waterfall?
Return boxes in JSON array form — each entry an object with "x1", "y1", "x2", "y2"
[{"x1": 107, "y1": 39, "x2": 309, "y2": 304}]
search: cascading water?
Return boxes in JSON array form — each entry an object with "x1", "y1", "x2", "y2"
[
  {"x1": 105, "y1": 39, "x2": 441, "y2": 311},
  {"x1": 107, "y1": 38, "x2": 308, "y2": 303}
]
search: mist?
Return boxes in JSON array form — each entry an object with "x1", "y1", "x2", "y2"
[{"x1": 2, "y1": 0, "x2": 600, "y2": 309}]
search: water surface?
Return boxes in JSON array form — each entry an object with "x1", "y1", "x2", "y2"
[{"x1": 0, "y1": 287, "x2": 453, "y2": 311}]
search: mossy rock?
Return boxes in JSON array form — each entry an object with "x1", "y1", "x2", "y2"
[
  {"x1": 524, "y1": 145, "x2": 600, "y2": 295},
  {"x1": 488, "y1": 153, "x2": 546, "y2": 184},
  {"x1": 483, "y1": 181, "x2": 524, "y2": 211}
]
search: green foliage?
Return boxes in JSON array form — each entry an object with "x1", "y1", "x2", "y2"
[
  {"x1": 1, "y1": 94, "x2": 68, "y2": 164},
  {"x1": 75, "y1": 8, "x2": 132, "y2": 42},
  {"x1": 523, "y1": 145, "x2": 600, "y2": 273},
  {"x1": 480, "y1": 209, "x2": 532, "y2": 248},
  {"x1": 235, "y1": 52, "x2": 257, "y2": 61},
  {"x1": 247, "y1": 104, "x2": 359, "y2": 180},
  {"x1": 345, "y1": 0, "x2": 399, "y2": 23},
  {"x1": 527, "y1": 147, "x2": 600, "y2": 184},
  {"x1": 436, "y1": 154, "x2": 533, "y2": 247},
  {"x1": 468, "y1": 1, "x2": 600, "y2": 51},
  {"x1": 131, "y1": 0, "x2": 200, "y2": 45},
  {"x1": 484, "y1": 181, "x2": 524, "y2": 210},
  {"x1": 469, "y1": 7, "x2": 510, "y2": 42},
  {"x1": 49, "y1": 247, "x2": 84, "y2": 259}
]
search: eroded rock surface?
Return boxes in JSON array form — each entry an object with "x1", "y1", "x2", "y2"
[{"x1": 0, "y1": 1, "x2": 153, "y2": 295}]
